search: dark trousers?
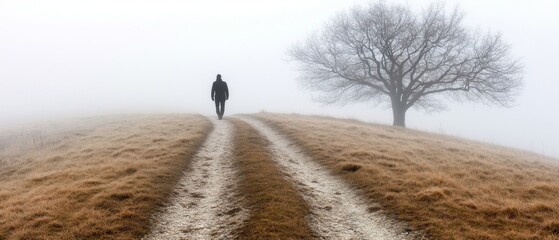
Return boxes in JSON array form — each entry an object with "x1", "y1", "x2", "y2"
[{"x1": 215, "y1": 99, "x2": 225, "y2": 119}]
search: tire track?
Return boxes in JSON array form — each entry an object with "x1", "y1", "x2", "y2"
[
  {"x1": 144, "y1": 118, "x2": 245, "y2": 240},
  {"x1": 238, "y1": 116, "x2": 412, "y2": 240}
]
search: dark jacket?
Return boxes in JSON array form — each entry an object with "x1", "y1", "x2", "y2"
[{"x1": 211, "y1": 80, "x2": 229, "y2": 101}]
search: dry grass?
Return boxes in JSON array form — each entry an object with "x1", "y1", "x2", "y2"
[
  {"x1": 230, "y1": 119, "x2": 315, "y2": 239},
  {"x1": 0, "y1": 114, "x2": 211, "y2": 239},
  {"x1": 255, "y1": 113, "x2": 559, "y2": 240}
]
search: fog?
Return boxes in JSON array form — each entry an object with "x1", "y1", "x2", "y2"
[{"x1": 1, "y1": 0, "x2": 558, "y2": 158}]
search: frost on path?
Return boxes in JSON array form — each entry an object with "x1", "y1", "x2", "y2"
[
  {"x1": 144, "y1": 118, "x2": 245, "y2": 240},
  {"x1": 239, "y1": 116, "x2": 415, "y2": 240}
]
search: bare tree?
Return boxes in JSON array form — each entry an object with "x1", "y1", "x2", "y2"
[{"x1": 289, "y1": 2, "x2": 523, "y2": 127}]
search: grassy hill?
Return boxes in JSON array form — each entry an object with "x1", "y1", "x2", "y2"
[
  {"x1": 0, "y1": 114, "x2": 210, "y2": 239},
  {"x1": 255, "y1": 113, "x2": 559, "y2": 239},
  {"x1": 1, "y1": 113, "x2": 558, "y2": 239}
]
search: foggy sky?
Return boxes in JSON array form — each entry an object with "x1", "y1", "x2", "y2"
[{"x1": 1, "y1": 0, "x2": 558, "y2": 158}]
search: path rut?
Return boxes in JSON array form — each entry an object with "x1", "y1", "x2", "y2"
[
  {"x1": 144, "y1": 118, "x2": 245, "y2": 240},
  {"x1": 239, "y1": 116, "x2": 413, "y2": 240}
]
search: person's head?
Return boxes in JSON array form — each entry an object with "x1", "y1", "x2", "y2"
[{"x1": 216, "y1": 74, "x2": 222, "y2": 81}]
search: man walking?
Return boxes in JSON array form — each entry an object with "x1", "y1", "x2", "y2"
[{"x1": 211, "y1": 74, "x2": 229, "y2": 120}]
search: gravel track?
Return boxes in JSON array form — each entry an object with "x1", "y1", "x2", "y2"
[
  {"x1": 143, "y1": 118, "x2": 245, "y2": 240},
  {"x1": 238, "y1": 116, "x2": 413, "y2": 240},
  {"x1": 144, "y1": 116, "x2": 416, "y2": 239}
]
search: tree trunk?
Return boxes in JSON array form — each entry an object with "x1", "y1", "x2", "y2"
[{"x1": 391, "y1": 100, "x2": 406, "y2": 127}]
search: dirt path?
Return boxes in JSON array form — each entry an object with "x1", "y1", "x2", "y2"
[
  {"x1": 144, "y1": 118, "x2": 245, "y2": 240},
  {"x1": 238, "y1": 116, "x2": 412, "y2": 240}
]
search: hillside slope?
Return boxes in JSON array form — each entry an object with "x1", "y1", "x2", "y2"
[
  {"x1": 2, "y1": 113, "x2": 558, "y2": 239},
  {"x1": 255, "y1": 113, "x2": 559, "y2": 240},
  {"x1": 0, "y1": 114, "x2": 211, "y2": 239}
]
